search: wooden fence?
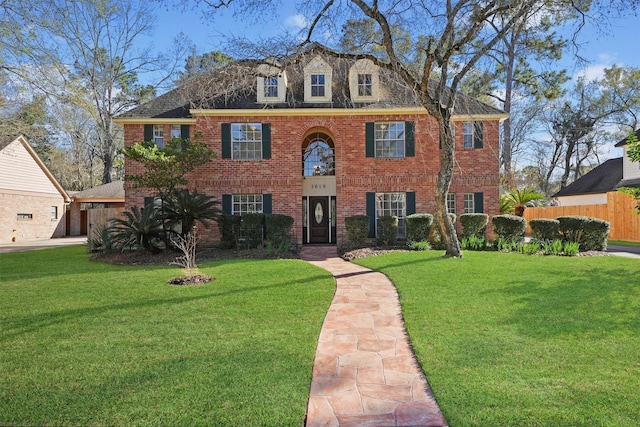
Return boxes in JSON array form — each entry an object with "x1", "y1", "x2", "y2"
[
  {"x1": 524, "y1": 191, "x2": 640, "y2": 242},
  {"x1": 87, "y1": 207, "x2": 125, "y2": 239}
]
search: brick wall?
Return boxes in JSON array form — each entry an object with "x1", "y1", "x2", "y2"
[
  {"x1": 123, "y1": 113, "x2": 500, "y2": 245},
  {"x1": 0, "y1": 191, "x2": 66, "y2": 243}
]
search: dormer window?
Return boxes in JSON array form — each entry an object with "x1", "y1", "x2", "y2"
[
  {"x1": 358, "y1": 74, "x2": 372, "y2": 97},
  {"x1": 304, "y1": 56, "x2": 332, "y2": 103},
  {"x1": 311, "y1": 74, "x2": 326, "y2": 97},
  {"x1": 257, "y1": 62, "x2": 286, "y2": 103},
  {"x1": 350, "y1": 59, "x2": 379, "y2": 102}
]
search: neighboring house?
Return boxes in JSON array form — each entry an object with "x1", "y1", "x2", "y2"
[
  {"x1": 554, "y1": 129, "x2": 640, "y2": 205},
  {"x1": 68, "y1": 180, "x2": 125, "y2": 236},
  {"x1": 114, "y1": 44, "x2": 506, "y2": 246},
  {"x1": 0, "y1": 135, "x2": 70, "y2": 243}
]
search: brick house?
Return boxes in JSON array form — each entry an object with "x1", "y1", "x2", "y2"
[
  {"x1": 0, "y1": 135, "x2": 70, "y2": 243},
  {"x1": 114, "y1": 45, "x2": 506, "y2": 246}
]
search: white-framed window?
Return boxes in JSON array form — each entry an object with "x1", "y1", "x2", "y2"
[
  {"x1": 232, "y1": 194, "x2": 263, "y2": 215},
  {"x1": 153, "y1": 125, "x2": 164, "y2": 148},
  {"x1": 463, "y1": 122, "x2": 473, "y2": 148},
  {"x1": 376, "y1": 192, "x2": 406, "y2": 238},
  {"x1": 264, "y1": 76, "x2": 279, "y2": 98},
  {"x1": 17, "y1": 213, "x2": 32, "y2": 220},
  {"x1": 463, "y1": 193, "x2": 475, "y2": 213},
  {"x1": 447, "y1": 193, "x2": 456, "y2": 214},
  {"x1": 311, "y1": 74, "x2": 326, "y2": 97},
  {"x1": 350, "y1": 59, "x2": 379, "y2": 102},
  {"x1": 232, "y1": 123, "x2": 262, "y2": 160},
  {"x1": 51, "y1": 206, "x2": 58, "y2": 220},
  {"x1": 375, "y1": 121, "x2": 405, "y2": 158},
  {"x1": 358, "y1": 73, "x2": 372, "y2": 96},
  {"x1": 170, "y1": 124, "x2": 181, "y2": 139}
]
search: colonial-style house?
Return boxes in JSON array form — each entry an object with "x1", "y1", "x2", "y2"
[
  {"x1": 0, "y1": 135, "x2": 70, "y2": 243},
  {"x1": 114, "y1": 45, "x2": 506, "y2": 246}
]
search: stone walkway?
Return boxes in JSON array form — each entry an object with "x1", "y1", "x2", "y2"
[{"x1": 301, "y1": 246, "x2": 447, "y2": 427}]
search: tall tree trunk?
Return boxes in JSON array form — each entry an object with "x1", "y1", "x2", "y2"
[{"x1": 502, "y1": 32, "x2": 516, "y2": 189}]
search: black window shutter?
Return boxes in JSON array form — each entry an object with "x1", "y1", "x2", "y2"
[
  {"x1": 474, "y1": 121, "x2": 484, "y2": 148},
  {"x1": 144, "y1": 124, "x2": 153, "y2": 142},
  {"x1": 262, "y1": 124, "x2": 271, "y2": 159},
  {"x1": 181, "y1": 125, "x2": 190, "y2": 139},
  {"x1": 262, "y1": 194, "x2": 272, "y2": 214},
  {"x1": 474, "y1": 192, "x2": 484, "y2": 213},
  {"x1": 366, "y1": 192, "x2": 376, "y2": 238},
  {"x1": 406, "y1": 192, "x2": 416, "y2": 215},
  {"x1": 222, "y1": 194, "x2": 232, "y2": 215},
  {"x1": 405, "y1": 121, "x2": 415, "y2": 157},
  {"x1": 365, "y1": 122, "x2": 375, "y2": 158},
  {"x1": 221, "y1": 123, "x2": 231, "y2": 158}
]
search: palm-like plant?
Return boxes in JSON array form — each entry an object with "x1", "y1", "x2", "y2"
[
  {"x1": 502, "y1": 187, "x2": 544, "y2": 217},
  {"x1": 163, "y1": 189, "x2": 221, "y2": 237},
  {"x1": 108, "y1": 206, "x2": 165, "y2": 253}
]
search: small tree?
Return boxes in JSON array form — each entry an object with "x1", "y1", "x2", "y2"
[
  {"x1": 502, "y1": 187, "x2": 544, "y2": 216},
  {"x1": 618, "y1": 131, "x2": 640, "y2": 214}
]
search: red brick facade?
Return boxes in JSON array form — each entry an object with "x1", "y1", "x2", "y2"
[{"x1": 122, "y1": 111, "x2": 500, "y2": 245}]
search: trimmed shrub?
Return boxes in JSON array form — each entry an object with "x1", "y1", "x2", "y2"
[
  {"x1": 460, "y1": 213, "x2": 488, "y2": 239},
  {"x1": 217, "y1": 214, "x2": 242, "y2": 249},
  {"x1": 557, "y1": 216, "x2": 589, "y2": 244},
  {"x1": 429, "y1": 213, "x2": 456, "y2": 249},
  {"x1": 581, "y1": 218, "x2": 610, "y2": 251},
  {"x1": 344, "y1": 215, "x2": 369, "y2": 248},
  {"x1": 242, "y1": 213, "x2": 265, "y2": 248},
  {"x1": 492, "y1": 214, "x2": 526, "y2": 243},
  {"x1": 406, "y1": 213, "x2": 433, "y2": 243},
  {"x1": 265, "y1": 214, "x2": 294, "y2": 245},
  {"x1": 377, "y1": 215, "x2": 398, "y2": 246},
  {"x1": 529, "y1": 218, "x2": 560, "y2": 242}
]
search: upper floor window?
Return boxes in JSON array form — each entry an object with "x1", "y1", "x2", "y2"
[
  {"x1": 232, "y1": 123, "x2": 262, "y2": 160},
  {"x1": 304, "y1": 56, "x2": 332, "y2": 103},
  {"x1": 303, "y1": 134, "x2": 335, "y2": 176},
  {"x1": 311, "y1": 74, "x2": 326, "y2": 97},
  {"x1": 350, "y1": 59, "x2": 379, "y2": 102},
  {"x1": 366, "y1": 121, "x2": 415, "y2": 158},
  {"x1": 358, "y1": 74, "x2": 372, "y2": 96},
  {"x1": 153, "y1": 125, "x2": 164, "y2": 148},
  {"x1": 264, "y1": 76, "x2": 279, "y2": 98},
  {"x1": 463, "y1": 121, "x2": 484, "y2": 148}
]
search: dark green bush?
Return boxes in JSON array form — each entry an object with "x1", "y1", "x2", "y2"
[
  {"x1": 217, "y1": 214, "x2": 242, "y2": 249},
  {"x1": 557, "y1": 216, "x2": 589, "y2": 243},
  {"x1": 406, "y1": 213, "x2": 433, "y2": 243},
  {"x1": 580, "y1": 218, "x2": 610, "y2": 251},
  {"x1": 241, "y1": 213, "x2": 265, "y2": 248},
  {"x1": 265, "y1": 214, "x2": 294, "y2": 245},
  {"x1": 460, "y1": 213, "x2": 488, "y2": 239},
  {"x1": 344, "y1": 215, "x2": 370, "y2": 248},
  {"x1": 491, "y1": 215, "x2": 526, "y2": 243},
  {"x1": 529, "y1": 218, "x2": 560, "y2": 242},
  {"x1": 377, "y1": 216, "x2": 398, "y2": 246}
]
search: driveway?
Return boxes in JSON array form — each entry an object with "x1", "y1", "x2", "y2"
[
  {"x1": 0, "y1": 236, "x2": 87, "y2": 254},
  {"x1": 606, "y1": 244, "x2": 640, "y2": 258}
]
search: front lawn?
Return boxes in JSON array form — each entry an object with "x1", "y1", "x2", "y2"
[
  {"x1": 0, "y1": 246, "x2": 335, "y2": 426},
  {"x1": 354, "y1": 251, "x2": 640, "y2": 426}
]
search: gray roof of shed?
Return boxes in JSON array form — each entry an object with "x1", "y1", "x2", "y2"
[
  {"x1": 553, "y1": 158, "x2": 624, "y2": 197},
  {"x1": 72, "y1": 180, "x2": 124, "y2": 200}
]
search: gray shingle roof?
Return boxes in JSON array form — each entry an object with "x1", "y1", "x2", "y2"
[
  {"x1": 553, "y1": 158, "x2": 623, "y2": 197},
  {"x1": 118, "y1": 45, "x2": 504, "y2": 120},
  {"x1": 72, "y1": 180, "x2": 124, "y2": 200}
]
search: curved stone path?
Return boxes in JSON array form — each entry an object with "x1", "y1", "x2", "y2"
[{"x1": 302, "y1": 246, "x2": 447, "y2": 427}]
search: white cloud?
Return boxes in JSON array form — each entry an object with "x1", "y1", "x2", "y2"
[
  {"x1": 576, "y1": 64, "x2": 608, "y2": 82},
  {"x1": 284, "y1": 14, "x2": 309, "y2": 30}
]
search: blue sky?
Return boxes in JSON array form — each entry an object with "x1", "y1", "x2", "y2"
[{"x1": 145, "y1": 4, "x2": 639, "y2": 82}]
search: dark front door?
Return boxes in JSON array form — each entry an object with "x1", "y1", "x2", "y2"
[{"x1": 309, "y1": 197, "x2": 329, "y2": 243}]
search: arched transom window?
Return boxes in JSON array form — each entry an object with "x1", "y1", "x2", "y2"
[{"x1": 302, "y1": 132, "x2": 335, "y2": 176}]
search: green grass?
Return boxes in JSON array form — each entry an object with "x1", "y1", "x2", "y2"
[
  {"x1": 0, "y1": 246, "x2": 335, "y2": 427},
  {"x1": 608, "y1": 239, "x2": 640, "y2": 247},
  {"x1": 354, "y1": 251, "x2": 640, "y2": 426}
]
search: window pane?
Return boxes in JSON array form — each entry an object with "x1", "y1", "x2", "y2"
[
  {"x1": 374, "y1": 121, "x2": 405, "y2": 158},
  {"x1": 232, "y1": 194, "x2": 263, "y2": 215},
  {"x1": 463, "y1": 122, "x2": 473, "y2": 148},
  {"x1": 464, "y1": 193, "x2": 474, "y2": 213},
  {"x1": 375, "y1": 192, "x2": 406, "y2": 238},
  {"x1": 170, "y1": 124, "x2": 181, "y2": 139},
  {"x1": 232, "y1": 123, "x2": 262, "y2": 160},
  {"x1": 358, "y1": 73, "x2": 372, "y2": 96},
  {"x1": 303, "y1": 140, "x2": 335, "y2": 176},
  {"x1": 153, "y1": 125, "x2": 164, "y2": 149},
  {"x1": 311, "y1": 74, "x2": 325, "y2": 97},
  {"x1": 264, "y1": 77, "x2": 279, "y2": 98}
]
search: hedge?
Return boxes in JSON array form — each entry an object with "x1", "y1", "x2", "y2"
[
  {"x1": 265, "y1": 214, "x2": 294, "y2": 245},
  {"x1": 460, "y1": 213, "x2": 488, "y2": 239},
  {"x1": 217, "y1": 214, "x2": 242, "y2": 249},
  {"x1": 377, "y1": 215, "x2": 398, "y2": 246},
  {"x1": 491, "y1": 215, "x2": 526, "y2": 243},
  {"x1": 529, "y1": 218, "x2": 560, "y2": 242},
  {"x1": 344, "y1": 215, "x2": 369, "y2": 248},
  {"x1": 406, "y1": 213, "x2": 433, "y2": 243}
]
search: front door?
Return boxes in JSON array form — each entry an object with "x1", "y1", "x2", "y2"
[{"x1": 309, "y1": 197, "x2": 329, "y2": 243}]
